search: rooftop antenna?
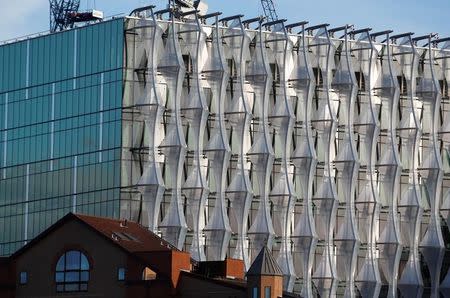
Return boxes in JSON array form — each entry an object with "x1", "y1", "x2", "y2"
[
  {"x1": 49, "y1": 0, "x2": 104, "y2": 33},
  {"x1": 260, "y1": 0, "x2": 278, "y2": 22}
]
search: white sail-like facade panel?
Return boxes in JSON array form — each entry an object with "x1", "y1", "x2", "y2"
[
  {"x1": 246, "y1": 18, "x2": 276, "y2": 264},
  {"x1": 266, "y1": 21, "x2": 297, "y2": 291},
  {"x1": 308, "y1": 25, "x2": 339, "y2": 298},
  {"x1": 203, "y1": 13, "x2": 232, "y2": 262},
  {"x1": 157, "y1": 14, "x2": 189, "y2": 250},
  {"x1": 393, "y1": 34, "x2": 424, "y2": 298},
  {"x1": 122, "y1": 9, "x2": 450, "y2": 297},
  {"x1": 332, "y1": 25, "x2": 360, "y2": 298},
  {"x1": 353, "y1": 28, "x2": 382, "y2": 298}
]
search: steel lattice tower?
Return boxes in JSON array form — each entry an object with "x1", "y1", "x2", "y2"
[
  {"x1": 260, "y1": 0, "x2": 278, "y2": 22},
  {"x1": 49, "y1": 0, "x2": 81, "y2": 33}
]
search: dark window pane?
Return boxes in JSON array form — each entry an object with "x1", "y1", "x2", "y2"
[
  {"x1": 56, "y1": 285, "x2": 64, "y2": 292},
  {"x1": 65, "y1": 271, "x2": 80, "y2": 282},
  {"x1": 118, "y1": 268, "x2": 125, "y2": 281},
  {"x1": 19, "y1": 272, "x2": 27, "y2": 284},
  {"x1": 80, "y1": 254, "x2": 89, "y2": 270},
  {"x1": 80, "y1": 283, "x2": 88, "y2": 291},
  {"x1": 65, "y1": 251, "x2": 81, "y2": 270},
  {"x1": 80, "y1": 271, "x2": 89, "y2": 282},
  {"x1": 55, "y1": 272, "x2": 64, "y2": 282},
  {"x1": 65, "y1": 284, "x2": 79, "y2": 292},
  {"x1": 56, "y1": 255, "x2": 65, "y2": 271}
]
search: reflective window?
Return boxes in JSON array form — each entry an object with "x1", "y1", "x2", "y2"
[
  {"x1": 55, "y1": 250, "x2": 90, "y2": 292},
  {"x1": 265, "y1": 286, "x2": 271, "y2": 298},
  {"x1": 0, "y1": 18, "x2": 124, "y2": 257},
  {"x1": 19, "y1": 271, "x2": 27, "y2": 284},
  {"x1": 118, "y1": 267, "x2": 125, "y2": 281},
  {"x1": 252, "y1": 287, "x2": 258, "y2": 298}
]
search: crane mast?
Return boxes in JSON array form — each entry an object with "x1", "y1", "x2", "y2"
[
  {"x1": 49, "y1": 0, "x2": 81, "y2": 32},
  {"x1": 49, "y1": 0, "x2": 103, "y2": 33},
  {"x1": 260, "y1": 0, "x2": 278, "y2": 22}
]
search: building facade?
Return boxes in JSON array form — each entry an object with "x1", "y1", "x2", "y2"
[
  {"x1": 0, "y1": 18, "x2": 124, "y2": 255},
  {"x1": 0, "y1": 212, "x2": 288, "y2": 298},
  {"x1": 2, "y1": 4, "x2": 450, "y2": 297}
]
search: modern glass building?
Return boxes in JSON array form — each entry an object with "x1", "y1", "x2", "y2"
[
  {"x1": 2, "y1": 4, "x2": 450, "y2": 297},
  {"x1": 0, "y1": 18, "x2": 124, "y2": 255}
]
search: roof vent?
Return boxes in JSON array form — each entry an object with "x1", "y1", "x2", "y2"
[
  {"x1": 120, "y1": 219, "x2": 128, "y2": 228},
  {"x1": 111, "y1": 233, "x2": 119, "y2": 241}
]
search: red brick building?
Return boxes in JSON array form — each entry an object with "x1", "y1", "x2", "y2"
[{"x1": 0, "y1": 213, "x2": 297, "y2": 298}]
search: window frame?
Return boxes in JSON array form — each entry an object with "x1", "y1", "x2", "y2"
[{"x1": 54, "y1": 250, "x2": 90, "y2": 293}]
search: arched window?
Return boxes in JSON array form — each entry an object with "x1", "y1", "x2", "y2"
[{"x1": 55, "y1": 250, "x2": 90, "y2": 292}]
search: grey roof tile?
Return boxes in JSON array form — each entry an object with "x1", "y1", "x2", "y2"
[{"x1": 246, "y1": 246, "x2": 283, "y2": 277}]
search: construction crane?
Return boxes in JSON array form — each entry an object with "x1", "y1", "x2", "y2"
[
  {"x1": 174, "y1": 0, "x2": 194, "y2": 7},
  {"x1": 260, "y1": 0, "x2": 279, "y2": 22},
  {"x1": 49, "y1": 0, "x2": 103, "y2": 33}
]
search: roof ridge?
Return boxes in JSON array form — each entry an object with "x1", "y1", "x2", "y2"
[
  {"x1": 74, "y1": 213, "x2": 134, "y2": 223},
  {"x1": 11, "y1": 212, "x2": 181, "y2": 261},
  {"x1": 73, "y1": 213, "x2": 180, "y2": 252}
]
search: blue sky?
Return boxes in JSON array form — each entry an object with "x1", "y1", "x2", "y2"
[{"x1": 0, "y1": 0, "x2": 449, "y2": 42}]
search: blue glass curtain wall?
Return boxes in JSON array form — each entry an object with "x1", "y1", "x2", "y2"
[{"x1": 0, "y1": 19, "x2": 124, "y2": 256}]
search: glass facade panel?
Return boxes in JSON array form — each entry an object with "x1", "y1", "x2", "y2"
[{"x1": 0, "y1": 19, "x2": 124, "y2": 256}]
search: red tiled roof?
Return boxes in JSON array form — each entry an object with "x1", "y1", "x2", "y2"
[
  {"x1": 73, "y1": 213, "x2": 178, "y2": 253},
  {"x1": 11, "y1": 212, "x2": 179, "y2": 260}
]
